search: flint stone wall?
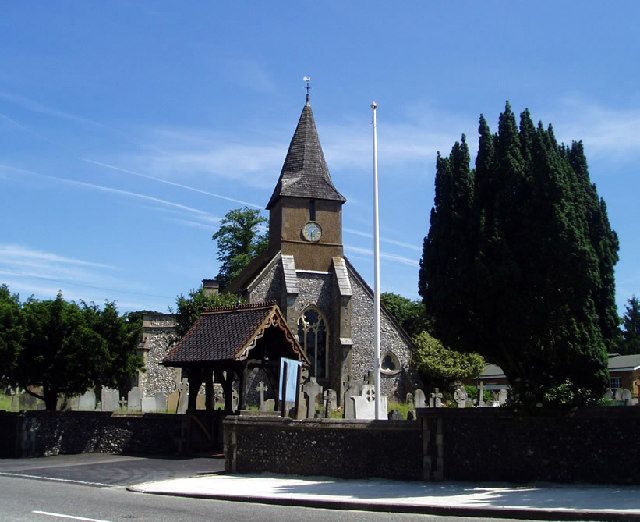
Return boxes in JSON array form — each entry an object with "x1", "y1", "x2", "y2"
[
  {"x1": 225, "y1": 416, "x2": 422, "y2": 480},
  {"x1": 419, "y1": 407, "x2": 640, "y2": 484},
  {"x1": 138, "y1": 314, "x2": 180, "y2": 396},
  {"x1": 247, "y1": 256, "x2": 414, "y2": 400},
  {"x1": 0, "y1": 411, "x2": 182, "y2": 458}
]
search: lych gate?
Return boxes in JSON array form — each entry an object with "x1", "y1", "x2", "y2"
[{"x1": 162, "y1": 302, "x2": 309, "y2": 414}]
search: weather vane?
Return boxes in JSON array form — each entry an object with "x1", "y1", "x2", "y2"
[{"x1": 303, "y1": 76, "x2": 311, "y2": 105}]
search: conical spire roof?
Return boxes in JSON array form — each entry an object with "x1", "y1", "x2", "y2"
[{"x1": 267, "y1": 104, "x2": 346, "y2": 209}]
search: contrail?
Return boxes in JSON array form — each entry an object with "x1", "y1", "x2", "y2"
[{"x1": 82, "y1": 159, "x2": 262, "y2": 209}]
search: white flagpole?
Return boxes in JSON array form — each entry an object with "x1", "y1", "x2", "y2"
[{"x1": 371, "y1": 101, "x2": 382, "y2": 420}]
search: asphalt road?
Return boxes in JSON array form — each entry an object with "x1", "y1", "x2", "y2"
[{"x1": 0, "y1": 454, "x2": 531, "y2": 521}]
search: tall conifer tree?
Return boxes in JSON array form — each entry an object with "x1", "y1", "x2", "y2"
[{"x1": 419, "y1": 103, "x2": 618, "y2": 407}]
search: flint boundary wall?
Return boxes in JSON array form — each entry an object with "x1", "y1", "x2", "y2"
[
  {"x1": 0, "y1": 410, "x2": 225, "y2": 458},
  {"x1": 420, "y1": 407, "x2": 640, "y2": 484},
  {"x1": 226, "y1": 408, "x2": 640, "y2": 484},
  {"x1": 224, "y1": 416, "x2": 423, "y2": 480}
]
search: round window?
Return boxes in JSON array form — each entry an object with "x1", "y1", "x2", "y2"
[{"x1": 380, "y1": 351, "x2": 401, "y2": 375}]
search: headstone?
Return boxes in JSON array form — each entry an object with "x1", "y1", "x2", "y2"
[
  {"x1": 604, "y1": 389, "x2": 613, "y2": 401},
  {"x1": 453, "y1": 385, "x2": 468, "y2": 408},
  {"x1": 405, "y1": 392, "x2": 413, "y2": 405},
  {"x1": 498, "y1": 388, "x2": 508, "y2": 406},
  {"x1": 177, "y1": 380, "x2": 189, "y2": 414},
  {"x1": 478, "y1": 381, "x2": 486, "y2": 407},
  {"x1": 407, "y1": 410, "x2": 415, "y2": 421},
  {"x1": 118, "y1": 397, "x2": 127, "y2": 410},
  {"x1": 343, "y1": 375, "x2": 362, "y2": 419},
  {"x1": 196, "y1": 393, "x2": 206, "y2": 410},
  {"x1": 154, "y1": 393, "x2": 168, "y2": 412},
  {"x1": 101, "y1": 387, "x2": 119, "y2": 412},
  {"x1": 256, "y1": 381, "x2": 269, "y2": 412},
  {"x1": 323, "y1": 389, "x2": 337, "y2": 417},
  {"x1": 413, "y1": 388, "x2": 427, "y2": 408},
  {"x1": 78, "y1": 390, "x2": 97, "y2": 411},
  {"x1": 167, "y1": 391, "x2": 179, "y2": 413},
  {"x1": 614, "y1": 388, "x2": 623, "y2": 401},
  {"x1": 295, "y1": 391, "x2": 307, "y2": 419},
  {"x1": 622, "y1": 388, "x2": 633, "y2": 405},
  {"x1": 388, "y1": 410, "x2": 403, "y2": 420},
  {"x1": 264, "y1": 398, "x2": 275, "y2": 412},
  {"x1": 302, "y1": 377, "x2": 323, "y2": 418},
  {"x1": 141, "y1": 396, "x2": 157, "y2": 412},
  {"x1": 10, "y1": 395, "x2": 20, "y2": 411},
  {"x1": 353, "y1": 384, "x2": 388, "y2": 420},
  {"x1": 127, "y1": 386, "x2": 142, "y2": 411},
  {"x1": 430, "y1": 388, "x2": 443, "y2": 408},
  {"x1": 66, "y1": 396, "x2": 80, "y2": 411},
  {"x1": 232, "y1": 389, "x2": 239, "y2": 411}
]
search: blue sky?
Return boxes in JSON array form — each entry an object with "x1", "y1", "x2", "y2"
[{"x1": 1, "y1": 2, "x2": 639, "y2": 313}]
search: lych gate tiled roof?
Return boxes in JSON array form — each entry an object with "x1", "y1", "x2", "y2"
[
  {"x1": 162, "y1": 302, "x2": 307, "y2": 366},
  {"x1": 267, "y1": 104, "x2": 346, "y2": 209}
]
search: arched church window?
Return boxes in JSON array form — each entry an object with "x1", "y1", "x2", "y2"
[
  {"x1": 297, "y1": 307, "x2": 327, "y2": 379},
  {"x1": 380, "y1": 351, "x2": 401, "y2": 376}
]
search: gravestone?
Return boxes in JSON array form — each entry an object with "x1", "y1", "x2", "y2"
[
  {"x1": 65, "y1": 396, "x2": 80, "y2": 411},
  {"x1": 196, "y1": 394, "x2": 206, "y2": 410},
  {"x1": 343, "y1": 376, "x2": 362, "y2": 420},
  {"x1": 167, "y1": 391, "x2": 179, "y2": 413},
  {"x1": 256, "y1": 381, "x2": 269, "y2": 412},
  {"x1": 388, "y1": 410, "x2": 403, "y2": 421},
  {"x1": 405, "y1": 392, "x2": 413, "y2": 405},
  {"x1": 478, "y1": 381, "x2": 486, "y2": 407},
  {"x1": 430, "y1": 388, "x2": 443, "y2": 408},
  {"x1": 302, "y1": 378, "x2": 323, "y2": 418},
  {"x1": 10, "y1": 395, "x2": 20, "y2": 411},
  {"x1": 177, "y1": 380, "x2": 189, "y2": 413},
  {"x1": 154, "y1": 393, "x2": 168, "y2": 412},
  {"x1": 141, "y1": 396, "x2": 157, "y2": 412},
  {"x1": 614, "y1": 388, "x2": 623, "y2": 401},
  {"x1": 127, "y1": 387, "x2": 142, "y2": 411},
  {"x1": 101, "y1": 388, "x2": 119, "y2": 412},
  {"x1": 604, "y1": 389, "x2": 613, "y2": 401},
  {"x1": 264, "y1": 398, "x2": 275, "y2": 412},
  {"x1": 295, "y1": 391, "x2": 307, "y2": 419},
  {"x1": 453, "y1": 385, "x2": 468, "y2": 408},
  {"x1": 498, "y1": 388, "x2": 508, "y2": 406},
  {"x1": 232, "y1": 389, "x2": 239, "y2": 412},
  {"x1": 78, "y1": 390, "x2": 96, "y2": 411},
  {"x1": 621, "y1": 388, "x2": 635, "y2": 406},
  {"x1": 353, "y1": 384, "x2": 388, "y2": 420},
  {"x1": 413, "y1": 388, "x2": 427, "y2": 408},
  {"x1": 323, "y1": 389, "x2": 337, "y2": 417}
]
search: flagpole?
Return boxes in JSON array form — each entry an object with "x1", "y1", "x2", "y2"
[{"x1": 371, "y1": 101, "x2": 382, "y2": 420}]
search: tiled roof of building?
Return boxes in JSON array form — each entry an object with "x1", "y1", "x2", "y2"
[
  {"x1": 267, "y1": 104, "x2": 346, "y2": 209},
  {"x1": 608, "y1": 354, "x2": 640, "y2": 371},
  {"x1": 163, "y1": 302, "x2": 306, "y2": 366}
]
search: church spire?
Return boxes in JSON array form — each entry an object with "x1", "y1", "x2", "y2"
[{"x1": 266, "y1": 96, "x2": 346, "y2": 210}]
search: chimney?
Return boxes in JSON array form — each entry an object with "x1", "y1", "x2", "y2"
[{"x1": 202, "y1": 279, "x2": 219, "y2": 297}]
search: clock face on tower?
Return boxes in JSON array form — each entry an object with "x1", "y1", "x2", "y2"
[{"x1": 302, "y1": 221, "x2": 322, "y2": 242}]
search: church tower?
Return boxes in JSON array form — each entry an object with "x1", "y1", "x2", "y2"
[
  {"x1": 229, "y1": 92, "x2": 413, "y2": 403},
  {"x1": 265, "y1": 100, "x2": 346, "y2": 272}
]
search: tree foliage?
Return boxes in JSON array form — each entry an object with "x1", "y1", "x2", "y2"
[
  {"x1": 1, "y1": 286, "x2": 144, "y2": 410},
  {"x1": 0, "y1": 285, "x2": 25, "y2": 387},
  {"x1": 380, "y1": 292, "x2": 431, "y2": 338},
  {"x1": 212, "y1": 207, "x2": 268, "y2": 289},
  {"x1": 419, "y1": 103, "x2": 619, "y2": 407},
  {"x1": 174, "y1": 288, "x2": 240, "y2": 338},
  {"x1": 412, "y1": 331, "x2": 484, "y2": 390},
  {"x1": 620, "y1": 296, "x2": 640, "y2": 355}
]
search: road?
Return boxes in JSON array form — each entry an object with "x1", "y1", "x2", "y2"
[{"x1": 0, "y1": 454, "x2": 528, "y2": 521}]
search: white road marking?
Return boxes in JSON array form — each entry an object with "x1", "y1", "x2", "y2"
[
  {"x1": 0, "y1": 471, "x2": 112, "y2": 487},
  {"x1": 32, "y1": 511, "x2": 111, "y2": 522}
]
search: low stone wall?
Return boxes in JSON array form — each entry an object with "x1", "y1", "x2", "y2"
[
  {"x1": 224, "y1": 416, "x2": 422, "y2": 480},
  {"x1": 0, "y1": 411, "x2": 184, "y2": 458},
  {"x1": 419, "y1": 407, "x2": 640, "y2": 484}
]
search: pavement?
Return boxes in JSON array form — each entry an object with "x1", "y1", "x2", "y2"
[{"x1": 129, "y1": 473, "x2": 640, "y2": 520}]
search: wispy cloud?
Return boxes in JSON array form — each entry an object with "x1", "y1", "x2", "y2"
[
  {"x1": 0, "y1": 244, "x2": 113, "y2": 270},
  {"x1": 0, "y1": 164, "x2": 221, "y2": 227},
  {"x1": 344, "y1": 227, "x2": 421, "y2": 252},
  {"x1": 345, "y1": 245, "x2": 419, "y2": 267}
]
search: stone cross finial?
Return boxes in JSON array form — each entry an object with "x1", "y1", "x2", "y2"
[
  {"x1": 118, "y1": 397, "x2": 127, "y2": 410},
  {"x1": 430, "y1": 388, "x2": 443, "y2": 408}
]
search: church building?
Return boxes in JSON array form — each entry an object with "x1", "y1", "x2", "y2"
[{"x1": 226, "y1": 94, "x2": 414, "y2": 402}]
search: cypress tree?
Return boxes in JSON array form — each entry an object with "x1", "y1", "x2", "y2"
[
  {"x1": 620, "y1": 296, "x2": 640, "y2": 355},
  {"x1": 419, "y1": 103, "x2": 618, "y2": 407}
]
